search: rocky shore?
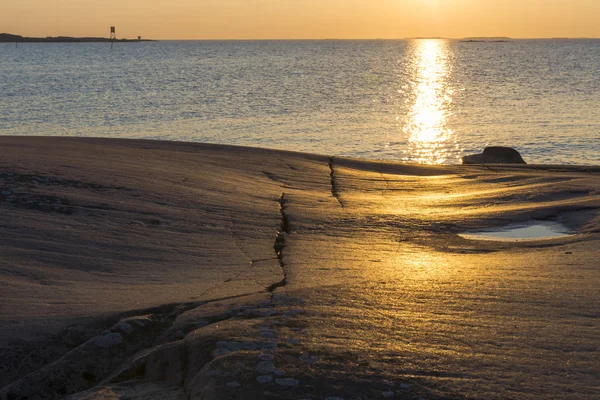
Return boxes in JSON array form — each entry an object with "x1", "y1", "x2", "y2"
[
  {"x1": 1, "y1": 137, "x2": 599, "y2": 399},
  {"x1": 0, "y1": 33, "x2": 155, "y2": 43}
]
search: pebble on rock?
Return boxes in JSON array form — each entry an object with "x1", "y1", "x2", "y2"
[
  {"x1": 255, "y1": 361, "x2": 276, "y2": 374},
  {"x1": 226, "y1": 341, "x2": 242, "y2": 351},
  {"x1": 275, "y1": 378, "x2": 299, "y2": 386},
  {"x1": 93, "y1": 333, "x2": 123, "y2": 349},
  {"x1": 259, "y1": 353, "x2": 275, "y2": 361},
  {"x1": 282, "y1": 309, "x2": 304, "y2": 319},
  {"x1": 132, "y1": 318, "x2": 149, "y2": 327},
  {"x1": 256, "y1": 375, "x2": 273, "y2": 384},
  {"x1": 240, "y1": 341, "x2": 259, "y2": 350},
  {"x1": 226, "y1": 381, "x2": 241, "y2": 388},
  {"x1": 259, "y1": 340, "x2": 278, "y2": 350},
  {"x1": 118, "y1": 322, "x2": 134, "y2": 334},
  {"x1": 299, "y1": 354, "x2": 319, "y2": 363}
]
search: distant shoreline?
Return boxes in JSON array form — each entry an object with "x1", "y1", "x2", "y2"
[
  {"x1": 3, "y1": 33, "x2": 600, "y2": 42},
  {"x1": 0, "y1": 33, "x2": 156, "y2": 43}
]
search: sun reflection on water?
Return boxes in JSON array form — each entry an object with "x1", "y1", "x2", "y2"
[{"x1": 403, "y1": 40, "x2": 456, "y2": 164}]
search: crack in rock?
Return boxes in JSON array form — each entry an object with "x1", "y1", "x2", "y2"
[
  {"x1": 329, "y1": 157, "x2": 344, "y2": 208},
  {"x1": 267, "y1": 193, "x2": 289, "y2": 292}
]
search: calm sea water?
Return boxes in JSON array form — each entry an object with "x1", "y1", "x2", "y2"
[{"x1": 1, "y1": 40, "x2": 599, "y2": 164}]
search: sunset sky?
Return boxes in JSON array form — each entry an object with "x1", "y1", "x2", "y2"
[{"x1": 3, "y1": 0, "x2": 600, "y2": 40}]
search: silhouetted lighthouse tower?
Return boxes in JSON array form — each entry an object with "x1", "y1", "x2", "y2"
[{"x1": 110, "y1": 26, "x2": 116, "y2": 49}]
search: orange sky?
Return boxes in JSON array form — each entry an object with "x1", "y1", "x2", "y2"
[{"x1": 3, "y1": 0, "x2": 599, "y2": 39}]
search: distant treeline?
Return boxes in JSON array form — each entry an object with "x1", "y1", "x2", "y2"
[{"x1": 0, "y1": 33, "x2": 155, "y2": 43}]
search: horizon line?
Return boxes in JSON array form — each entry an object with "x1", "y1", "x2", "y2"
[
  {"x1": 156, "y1": 37, "x2": 600, "y2": 41},
  {"x1": 4, "y1": 32, "x2": 600, "y2": 41}
]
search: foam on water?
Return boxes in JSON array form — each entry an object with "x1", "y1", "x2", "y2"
[{"x1": 459, "y1": 221, "x2": 574, "y2": 242}]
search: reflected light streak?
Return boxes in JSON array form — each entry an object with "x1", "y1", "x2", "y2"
[{"x1": 404, "y1": 40, "x2": 456, "y2": 164}]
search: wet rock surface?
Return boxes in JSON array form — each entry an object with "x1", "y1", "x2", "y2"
[{"x1": 1, "y1": 138, "x2": 599, "y2": 399}]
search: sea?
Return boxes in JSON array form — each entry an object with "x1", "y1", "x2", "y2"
[{"x1": 1, "y1": 39, "x2": 599, "y2": 165}]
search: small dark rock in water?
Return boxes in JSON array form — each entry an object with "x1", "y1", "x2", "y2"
[{"x1": 462, "y1": 147, "x2": 526, "y2": 164}]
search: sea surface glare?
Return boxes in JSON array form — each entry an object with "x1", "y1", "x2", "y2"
[{"x1": 1, "y1": 39, "x2": 599, "y2": 164}]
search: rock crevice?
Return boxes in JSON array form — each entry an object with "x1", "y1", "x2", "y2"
[
  {"x1": 268, "y1": 193, "x2": 289, "y2": 292},
  {"x1": 329, "y1": 157, "x2": 344, "y2": 208}
]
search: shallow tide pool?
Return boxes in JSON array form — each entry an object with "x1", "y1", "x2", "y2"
[{"x1": 459, "y1": 221, "x2": 574, "y2": 242}]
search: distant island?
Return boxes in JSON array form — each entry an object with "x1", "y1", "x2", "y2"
[
  {"x1": 404, "y1": 37, "x2": 513, "y2": 42},
  {"x1": 462, "y1": 36, "x2": 511, "y2": 40},
  {"x1": 460, "y1": 36, "x2": 512, "y2": 43},
  {"x1": 0, "y1": 33, "x2": 155, "y2": 43},
  {"x1": 405, "y1": 36, "x2": 447, "y2": 40}
]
